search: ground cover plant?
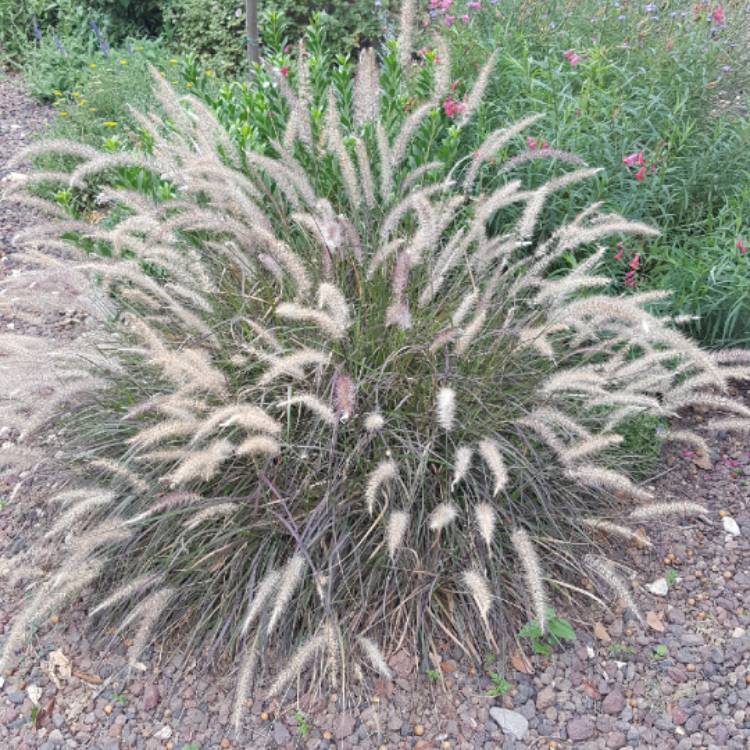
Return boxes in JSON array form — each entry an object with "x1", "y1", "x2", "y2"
[{"x1": 2, "y1": 0, "x2": 750, "y2": 737}]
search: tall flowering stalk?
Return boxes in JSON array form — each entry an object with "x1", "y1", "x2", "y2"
[{"x1": 1, "y1": 9, "x2": 748, "y2": 733}]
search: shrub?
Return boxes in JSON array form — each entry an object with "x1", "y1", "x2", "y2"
[
  {"x1": 161, "y1": 0, "x2": 393, "y2": 76},
  {"x1": 2, "y1": 0, "x2": 749, "y2": 733}
]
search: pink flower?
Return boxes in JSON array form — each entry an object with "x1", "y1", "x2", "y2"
[
  {"x1": 624, "y1": 270, "x2": 637, "y2": 287},
  {"x1": 442, "y1": 96, "x2": 465, "y2": 118},
  {"x1": 563, "y1": 49, "x2": 581, "y2": 67},
  {"x1": 628, "y1": 254, "x2": 640, "y2": 270},
  {"x1": 634, "y1": 166, "x2": 647, "y2": 181},
  {"x1": 441, "y1": 0, "x2": 453, "y2": 8},
  {"x1": 279, "y1": 65, "x2": 289, "y2": 77},
  {"x1": 468, "y1": 0, "x2": 481, "y2": 8},
  {"x1": 623, "y1": 151, "x2": 644, "y2": 167},
  {"x1": 614, "y1": 241, "x2": 624, "y2": 262},
  {"x1": 445, "y1": 14, "x2": 456, "y2": 25},
  {"x1": 461, "y1": 13, "x2": 470, "y2": 22},
  {"x1": 738, "y1": 239, "x2": 748, "y2": 255},
  {"x1": 526, "y1": 136, "x2": 538, "y2": 149},
  {"x1": 650, "y1": 162, "x2": 657, "y2": 173},
  {"x1": 713, "y1": 4, "x2": 725, "y2": 24}
]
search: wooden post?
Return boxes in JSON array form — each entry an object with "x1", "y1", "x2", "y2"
[{"x1": 245, "y1": 0, "x2": 259, "y2": 77}]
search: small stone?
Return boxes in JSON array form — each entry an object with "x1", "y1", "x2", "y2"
[
  {"x1": 489, "y1": 707, "x2": 529, "y2": 741},
  {"x1": 220, "y1": 739, "x2": 230, "y2": 749},
  {"x1": 672, "y1": 707, "x2": 689, "y2": 725},
  {"x1": 722, "y1": 516, "x2": 740, "y2": 536},
  {"x1": 272, "y1": 721, "x2": 290, "y2": 743},
  {"x1": 334, "y1": 713, "x2": 356, "y2": 739},
  {"x1": 646, "y1": 578, "x2": 669, "y2": 597},
  {"x1": 104, "y1": 704, "x2": 112, "y2": 715},
  {"x1": 602, "y1": 689, "x2": 625, "y2": 715},
  {"x1": 323, "y1": 730, "x2": 333, "y2": 740},
  {"x1": 6, "y1": 690, "x2": 25, "y2": 705},
  {"x1": 414, "y1": 724, "x2": 425, "y2": 736},
  {"x1": 536, "y1": 686, "x2": 556, "y2": 710},
  {"x1": 567, "y1": 716, "x2": 595, "y2": 741},
  {"x1": 606, "y1": 730, "x2": 627, "y2": 749},
  {"x1": 142, "y1": 683, "x2": 160, "y2": 711},
  {"x1": 48, "y1": 729, "x2": 64, "y2": 744}
]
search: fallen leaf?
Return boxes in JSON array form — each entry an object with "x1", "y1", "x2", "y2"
[
  {"x1": 36, "y1": 697, "x2": 55, "y2": 728},
  {"x1": 373, "y1": 678, "x2": 394, "y2": 699},
  {"x1": 47, "y1": 649, "x2": 72, "y2": 689},
  {"x1": 646, "y1": 610, "x2": 665, "y2": 633},
  {"x1": 594, "y1": 622, "x2": 611, "y2": 643},
  {"x1": 73, "y1": 670, "x2": 103, "y2": 685},
  {"x1": 691, "y1": 452, "x2": 713, "y2": 471},
  {"x1": 510, "y1": 650, "x2": 533, "y2": 674}
]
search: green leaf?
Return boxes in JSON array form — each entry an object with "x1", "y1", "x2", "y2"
[{"x1": 547, "y1": 616, "x2": 576, "y2": 642}]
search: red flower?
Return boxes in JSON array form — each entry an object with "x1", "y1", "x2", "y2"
[
  {"x1": 614, "y1": 241, "x2": 624, "y2": 262},
  {"x1": 526, "y1": 136, "x2": 538, "y2": 149},
  {"x1": 623, "y1": 151, "x2": 644, "y2": 167},
  {"x1": 634, "y1": 166, "x2": 647, "y2": 181},
  {"x1": 738, "y1": 239, "x2": 748, "y2": 255},
  {"x1": 629, "y1": 253, "x2": 640, "y2": 270},
  {"x1": 279, "y1": 66, "x2": 289, "y2": 77},
  {"x1": 713, "y1": 4, "x2": 725, "y2": 24}
]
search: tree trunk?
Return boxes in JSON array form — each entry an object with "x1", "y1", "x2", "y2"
[{"x1": 245, "y1": 0, "x2": 259, "y2": 77}]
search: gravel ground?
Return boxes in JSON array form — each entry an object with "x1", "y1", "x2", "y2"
[{"x1": 1, "y1": 75, "x2": 749, "y2": 750}]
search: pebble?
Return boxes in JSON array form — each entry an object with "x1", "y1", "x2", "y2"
[
  {"x1": 602, "y1": 689, "x2": 625, "y2": 715},
  {"x1": 567, "y1": 716, "x2": 596, "y2": 741},
  {"x1": 489, "y1": 707, "x2": 529, "y2": 740}
]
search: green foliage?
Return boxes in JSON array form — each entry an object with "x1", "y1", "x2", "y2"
[
  {"x1": 665, "y1": 567, "x2": 679, "y2": 588},
  {"x1": 607, "y1": 643, "x2": 636, "y2": 657},
  {"x1": 652, "y1": 643, "x2": 668, "y2": 659},
  {"x1": 112, "y1": 692, "x2": 128, "y2": 705},
  {"x1": 293, "y1": 710, "x2": 310, "y2": 737},
  {"x1": 426, "y1": 668, "x2": 441, "y2": 682},
  {"x1": 519, "y1": 608, "x2": 576, "y2": 657},
  {"x1": 426, "y1": 0, "x2": 750, "y2": 346},
  {"x1": 486, "y1": 672, "x2": 512, "y2": 697},
  {"x1": 161, "y1": 0, "x2": 393, "y2": 77}
]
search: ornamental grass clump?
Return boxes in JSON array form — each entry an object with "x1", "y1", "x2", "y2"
[{"x1": 2, "y1": 0, "x2": 749, "y2": 731}]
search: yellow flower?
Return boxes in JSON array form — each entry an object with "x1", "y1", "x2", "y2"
[
  {"x1": 103, "y1": 121, "x2": 118, "y2": 127},
  {"x1": 58, "y1": 111, "x2": 69, "y2": 117},
  {"x1": 169, "y1": 58, "x2": 178, "y2": 65},
  {"x1": 89, "y1": 63, "x2": 97, "y2": 69},
  {"x1": 53, "y1": 89, "x2": 62, "y2": 97},
  {"x1": 119, "y1": 59, "x2": 127, "y2": 65},
  {"x1": 78, "y1": 99, "x2": 87, "y2": 105},
  {"x1": 72, "y1": 91, "x2": 81, "y2": 97},
  {"x1": 206, "y1": 70, "x2": 215, "y2": 77},
  {"x1": 89, "y1": 107, "x2": 97, "y2": 112},
  {"x1": 186, "y1": 82, "x2": 193, "y2": 88}
]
